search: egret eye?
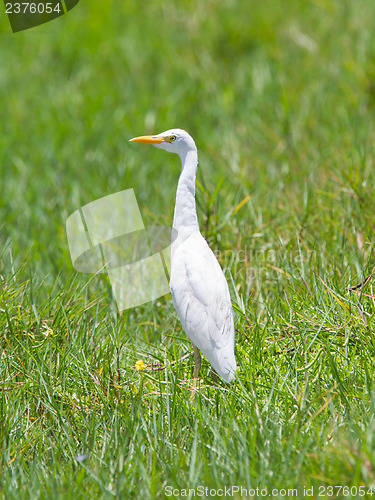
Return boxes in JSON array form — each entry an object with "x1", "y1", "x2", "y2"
[{"x1": 169, "y1": 135, "x2": 177, "y2": 142}]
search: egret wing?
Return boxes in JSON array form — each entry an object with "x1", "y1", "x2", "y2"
[{"x1": 170, "y1": 232, "x2": 234, "y2": 352}]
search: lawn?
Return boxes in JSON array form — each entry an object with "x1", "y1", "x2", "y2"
[{"x1": 1, "y1": 0, "x2": 375, "y2": 498}]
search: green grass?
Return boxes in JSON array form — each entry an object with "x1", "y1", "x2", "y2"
[{"x1": 1, "y1": 0, "x2": 375, "y2": 497}]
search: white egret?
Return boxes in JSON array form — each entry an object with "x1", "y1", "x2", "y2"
[{"x1": 130, "y1": 129, "x2": 237, "y2": 385}]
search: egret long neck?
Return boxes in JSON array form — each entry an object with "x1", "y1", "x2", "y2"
[{"x1": 173, "y1": 149, "x2": 199, "y2": 240}]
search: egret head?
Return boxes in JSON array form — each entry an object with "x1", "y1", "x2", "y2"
[{"x1": 130, "y1": 128, "x2": 196, "y2": 157}]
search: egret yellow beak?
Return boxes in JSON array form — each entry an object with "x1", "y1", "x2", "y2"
[{"x1": 129, "y1": 135, "x2": 166, "y2": 144}]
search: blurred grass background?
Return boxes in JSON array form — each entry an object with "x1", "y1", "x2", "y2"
[{"x1": 1, "y1": 0, "x2": 375, "y2": 497}]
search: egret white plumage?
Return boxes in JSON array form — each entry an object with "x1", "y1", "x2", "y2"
[{"x1": 130, "y1": 129, "x2": 237, "y2": 385}]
